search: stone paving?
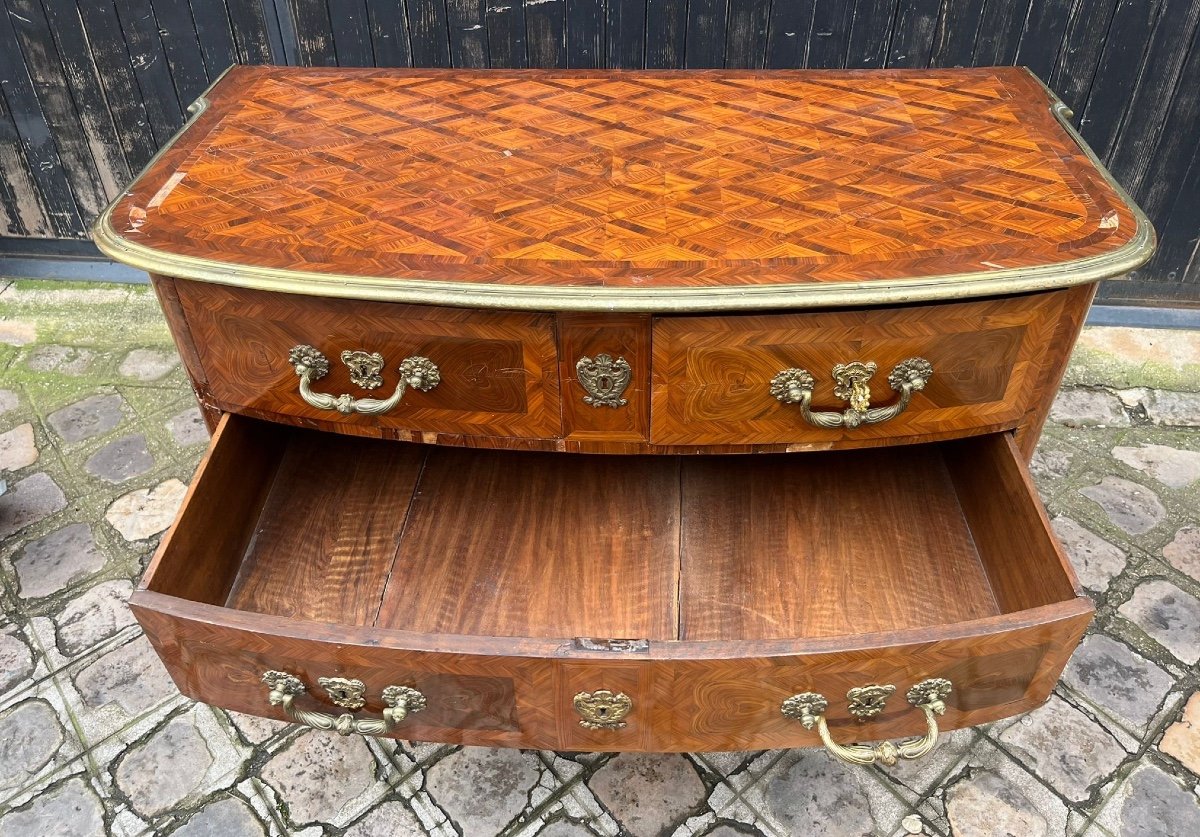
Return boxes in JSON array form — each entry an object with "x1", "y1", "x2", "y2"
[{"x1": 1, "y1": 278, "x2": 1199, "y2": 837}]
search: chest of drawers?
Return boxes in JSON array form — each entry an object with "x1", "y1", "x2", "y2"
[{"x1": 95, "y1": 66, "x2": 1152, "y2": 764}]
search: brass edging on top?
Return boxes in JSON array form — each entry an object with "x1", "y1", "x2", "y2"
[{"x1": 92, "y1": 70, "x2": 1156, "y2": 314}]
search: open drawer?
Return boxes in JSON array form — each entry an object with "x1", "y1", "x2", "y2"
[{"x1": 131, "y1": 414, "x2": 1092, "y2": 755}]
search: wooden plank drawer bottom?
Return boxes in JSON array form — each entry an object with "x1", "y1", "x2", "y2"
[{"x1": 131, "y1": 414, "x2": 1092, "y2": 753}]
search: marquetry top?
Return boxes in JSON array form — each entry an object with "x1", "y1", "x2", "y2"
[{"x1": 95, "y1": 66, "x2": 1152, "y2": 311}]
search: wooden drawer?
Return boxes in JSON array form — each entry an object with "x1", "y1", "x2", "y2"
[
  {"x1": 132, "y1": 414, "x2": 1091, "y2": 752},
  {"x1": 650, "y1": 291, "x2": 1077, "y2": 446},
  {"x1": 173, "y1": 281, "x2": 561, "y2": 439}
]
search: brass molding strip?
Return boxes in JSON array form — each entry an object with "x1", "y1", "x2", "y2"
[{"x1": 92, "y1": 74, "x2": 1156, "y2": 313}]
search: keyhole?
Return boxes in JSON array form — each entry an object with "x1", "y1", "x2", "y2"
[{"x1": 597, "y1": 707, "x2": 609, "y2": 717}]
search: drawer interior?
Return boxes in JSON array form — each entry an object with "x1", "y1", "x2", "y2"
[{"x1": 146, "y1": 415, "x2": 1079, "y2": 643}]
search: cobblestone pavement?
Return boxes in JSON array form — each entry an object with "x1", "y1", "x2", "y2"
[{"x1": 2, "y1": 279, "x2": 1199, "y2": 837}]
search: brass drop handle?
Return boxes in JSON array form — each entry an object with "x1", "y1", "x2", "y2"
[
  {"x1": 288, "y1": 344, "x2": 440, "y2": 415},
  {"x1": 770, "y1": 357, "x2": 932, "y2": 428},
  {"x1": 781, "y1": 678, "x2": 952, "y2": 766},
  {"x1": 262, "y1": 670, "x2": 426, "y2": 737}
]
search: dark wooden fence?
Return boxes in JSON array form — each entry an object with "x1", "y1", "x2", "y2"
[{"x1": 1, "y1": 0, "x2": 1198, "y2": 305}]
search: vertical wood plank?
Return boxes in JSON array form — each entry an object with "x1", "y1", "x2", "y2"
[
  {"x1": 368, "y1": 0, "x2": 414, "y2": 66},
  {"x1": 1105, "y1": 0, "x2": 1200, "y2": 192},
  {"x1": 526, "y1": 0, "x2": 567, "y2": 68},
  {"x1": 329, "y1": 0, "x2": 376, "y2": 66},
  {"x1": 1186, "y1": 235, "x2": 1200, "y2": 286},
  {"x1": 151, "y1": 0, "x2": 212, "y2": 102},
  {"x1": 886, "y1": 0, "x2": 940, "y2": 68},
  {"x1": 407, "y1": 0, "x2": 451, "y2": 65},
  {"x1": 806, "y1": 0, "x2": 855, "y2": 68},
  {"x1": 188, "y1": 0, "x2": 240, "y2": 75},
  {"x1": 288, "y1": 0, "x2": 337, "y2": 65},
  {"x1": 566, "y1": 0, "x2": 604, "y2": 67},
  {"x1": 929, "y1": 0, "x2": 987, "y2": 67},
  {"x1": 66, "y1": 0, "x2": 159, "y2": 172},
  {"x1": 113, "y1": 0, "x2": 188, "y2": 140},
  {"x1": 685, "y1": 0, "x2": 727, "y2": 68},
  {"x1": 447, "y1": 0, "x2": 488, "y2": 67},
  {"x1": 1132, "y1": 20, "x2": 1200, "y2": 224},
  {"x1": 4, "y1": 0, "x2": 110, "y2": 220},
  {"x1": 16, "y1": 0, "x2": 131, "y2": 197},
  {"x1": 607, "y1": 0, "x2": 646, "y2": 68},
  {"x1": 765, "y1": 0, "x2": 815, "y2": 69},
  {"x1": 1014, "y1": 0, "x2": 1073, "y2": 82},
  {"x1": 1143, "y1": 142, "x2": 1200, "y2": 285},
  {"x1": 0, "y1": 2, "x2": 82, "y2": 235},
  {"x1": 972, "y1": 0, "x2": 1033, "y2": 65},
  {"x1": 645, "y1": 0, "x2": 687, "y2": 68},
  {"x1": 488, "y1": 1, "x2": 529, "y2": 67},
  {"x1": 845, "y1": 0, "x2": 899, "y2": 69},
  {"x1": 0, "y1": 80, "x2": 52, "y2": 235},
  {"x1": 1076, "y1": 0, "x2": 1165, "y2": 160},
  {"x1": 725, "y1": 0, "x2": 772, "y2": 69},
  {"x1": 227, "y1": 0, "x2": 278, "y2": 63},
  {"x1": 1048, "y1": 0, "x2": 1121, "y2": 114}
]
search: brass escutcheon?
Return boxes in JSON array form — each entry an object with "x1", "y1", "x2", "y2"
[
  {"x1": 318, "y1": 676, "x2": 367, "y2": 710},
  {"x1": 573, "y1": 689, "x2": 633, "y2": 730},
  {"x1": 846, "y1": 683, "x2": 896, "y2": 720},
  {"x1": 833, "y1": 361, "x2": 877, "y2": 414},
  {"x1": 340, "y1": 350, "x2": 385, "y2": 390},
  {"x1": 576, "y1": 354, "x2": 632, "y2": 408}
]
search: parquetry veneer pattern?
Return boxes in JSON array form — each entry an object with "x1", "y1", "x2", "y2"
[{"x1": 100, "y1": 67, "x2": 1142, "y2": 304}]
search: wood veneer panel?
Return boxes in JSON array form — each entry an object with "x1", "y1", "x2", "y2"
[
  {"x1": 376, "y1": 448, "x2": 681, "y2": 640},
  {"x1": 176, "y1": 281, "x2": 562, "y2": 439},
  {"x1": 651, "y1": 290, "x2": 1068, "y2": 445},
  {"x1": 1014, "y1": 282, "x2": 1097, "y2": 459},
  {"x1": 224, "y1": 430, "x2": 427, "y2": 625},
  {"x1": 946, "y1": 433, "x2": 1080, "y2": 611},
  {"x1": 130, "y1": 591, "x2": 1091, "y2": 751},
  {"x1": 143, "y1": 414, "x2": 284, "y2": 605},
  {"x1": 102, "y1": 67, "x2": 1143, "y2": 298},
  {"x1": 663, "y1": 602, "x2": 1092, "y2": 750},
  {"x1": 558, "y1": 313, "x2": 651, "y2": 443},
  {"x1": 679, "y1": 447, "x2": 1000, "y2": 641},
  {"x1": 149, "y1": 275, "x2": 220, "y2": 432}
]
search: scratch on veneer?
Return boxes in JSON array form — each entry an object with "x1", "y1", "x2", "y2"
[
  {"x1": 705, "y1": 598, "x2": 785, "y2": 628},
  {"x1": 148, "y1": 171, "x2": 188, "y2": 209}
]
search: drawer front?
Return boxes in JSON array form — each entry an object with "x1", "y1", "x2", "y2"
[
  {"x1": 132, "y1": 600, "x2": 547, "y2": 748},
  {"x1": 558, "y1": 314, "x2": 651, "y2": 444},
  {"x1": 663, "y1": 607, "x2": 1090, "y2": 752},
  {"x1": 131, "y1": 598, "x2": 676, "y2": 750},
  {"x1": 133, "y1": 595, "x2": 1088, "y2": 752},
  {"x1": 176, "y1": 282, "x2": 561, "y2": 439},
  {"x1": 650, "y1": 291, "x2": 1071, "y2": 445}
]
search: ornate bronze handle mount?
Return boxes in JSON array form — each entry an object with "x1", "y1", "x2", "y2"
[
  {"x1": 288, "y1": 344, "x2": 440, "y2": 415},
  {"x1": 781, "y1": 678, "x2": 952, "y2": 766},
  {"x1": 262, "y1": 670, "x2": 426, "y2": 737},
  {"x1": 770, "y1": 357, "x2": 933, "y2": 428}
]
